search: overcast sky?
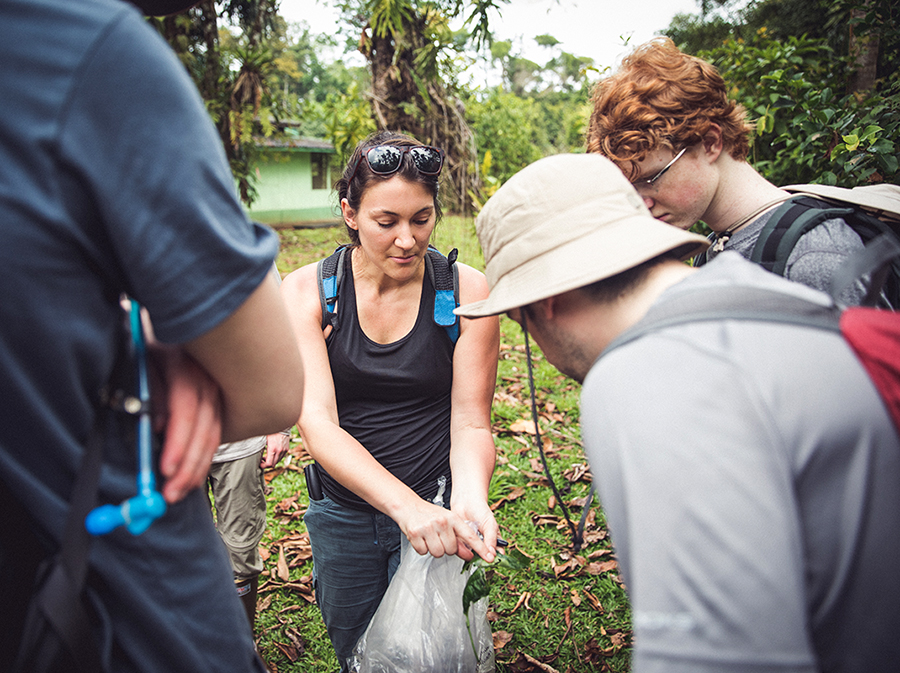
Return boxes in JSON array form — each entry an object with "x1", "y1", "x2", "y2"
[{"x1": 278, "y1": 0, "x2": 702, "y2": 76}]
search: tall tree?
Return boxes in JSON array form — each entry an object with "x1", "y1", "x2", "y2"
[{"x1": 334, "y1": 0, "x2": 508, "y2": 214}]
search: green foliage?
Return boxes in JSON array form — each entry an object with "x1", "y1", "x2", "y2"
[
  {"x1": 465, "y1": 90, "x2": 546, "y2": 185},
  {"x1": 464, "y1": 85, "x2": 591, "y2": 203},
  {"x1": 462, "y1": 548, "x2": 530, "y2": 662},
  {"x1": 699, "y1": 31, "x2": 900, "y2": 186},
  {"x1": 319, "y1": 81, "x2": 378, "y2": 165},
  {"x1": 664, "y1": 11, "x2": 736, "y2": 53}
]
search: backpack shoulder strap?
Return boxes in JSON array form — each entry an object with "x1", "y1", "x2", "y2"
[
  {"x1": 424, "y1": 246, "x2": 460, "y2": 344},
  {"x1": 606, "y1": 235, "x2": 899, "y2": 356},
  {"x1": 603, "y1": 285, "x2": 842, "y2": 359},
  {"x1": 317, "y1": 246, "x2": 348, "y2": 332},
  {"x1": 750, "y1": 195, "x2": 856, "y2": 276},
  {"x1": 783, "y1": 183, "x2": 900, "y2": 225}
]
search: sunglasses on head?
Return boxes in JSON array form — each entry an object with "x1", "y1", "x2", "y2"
[{"x1": 346, "y1": 145, "x2": 445, "y2": 184}]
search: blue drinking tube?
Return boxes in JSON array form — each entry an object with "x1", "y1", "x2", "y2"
[{"x1": 85, "y1": 300, "x2": 167, "y2": 536}]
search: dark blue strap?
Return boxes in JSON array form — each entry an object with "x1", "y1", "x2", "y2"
[
  {"x1": 317, "y1": 246, "x2": 347, "y2": 331},
  {"x1": 425, "y1": 246, "x2": 460, "y2": 344}
]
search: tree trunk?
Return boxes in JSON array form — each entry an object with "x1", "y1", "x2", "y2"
[
  {"x1": 848, "y1": 3, "x2": 880, "y2": 94},
  {"x1": 362, "y1": 16, "x2": 479, "y2": 215}
]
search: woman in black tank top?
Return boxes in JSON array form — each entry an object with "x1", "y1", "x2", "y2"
[{"x1": 280, "y1": 131, "x2": 500, "y2": 671}]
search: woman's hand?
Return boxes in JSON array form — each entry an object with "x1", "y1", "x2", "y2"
[
  {"x1": 450, "y1": 492, "x2": 499, "y2": 561},
  {"x1": 398, "y1": 498, "x2": 495, "y2": 562}
]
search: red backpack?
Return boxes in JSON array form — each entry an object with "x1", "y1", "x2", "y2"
[{"x1": 604, "y1": 235, "x2": 900, "y2": 436}]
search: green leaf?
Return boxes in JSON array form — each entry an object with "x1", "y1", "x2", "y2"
[
  {"x1": 462, "y1": 566, "x2": 489, "y2": 616},
  {"x1": 494, "y1": 547, "x2": 531, "y2": 571},
  {"x1": 842, "y1": 134, "x2": 860, "y2": 151},
  {"x1": 860, "y1": 125, "x2": 882, "y2": 143},
  {"x1": 878, "y1": 154, "x2": 899, "y2": 174}
]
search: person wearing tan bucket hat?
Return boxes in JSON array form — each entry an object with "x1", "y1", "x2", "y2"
[{"x1": 457, "y1": 153, "x2": 900, "y2": 673}]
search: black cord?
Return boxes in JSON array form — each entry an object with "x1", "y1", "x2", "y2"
[{"x1": 520, "y1": 311, "x2": 584, "y2": 551}]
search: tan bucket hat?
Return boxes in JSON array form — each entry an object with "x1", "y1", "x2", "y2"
[{"x1": 456, "y1": 153, "x2": 710, "y2": 318}]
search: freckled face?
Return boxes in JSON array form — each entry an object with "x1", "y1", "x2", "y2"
[
  {"x1": 631, "y1": 146, "x2": 716, "y2": 231},
  {"x1": 342, "y1": 177, "x2": 436, "y2": 281}
]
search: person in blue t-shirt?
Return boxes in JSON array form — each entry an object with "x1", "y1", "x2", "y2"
[{"x1": 0, "y1": 0, "x2": 304, "y2": 670}]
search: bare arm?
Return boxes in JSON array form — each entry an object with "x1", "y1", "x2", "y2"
[
  {"x1": 151, "y1": 344, "x2": 223, "y2": 503},
  {"x1": 183, "y1": 272, "x2": 304, "y2": 443},
  {"x1": 447, "y1": 263, "x2": 501, "y2": 558},
  {"x1": 280, "y1": 263, "x2": 495, "y2": 561}
]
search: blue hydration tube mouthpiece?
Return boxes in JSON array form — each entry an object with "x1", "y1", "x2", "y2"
[{"x1": 86, "y1": 300, "x2": 167, "y2": 536}]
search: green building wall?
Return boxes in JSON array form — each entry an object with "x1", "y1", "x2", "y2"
[{"x1": 247, "y1": 148, "x2": 340, "y2": 228}]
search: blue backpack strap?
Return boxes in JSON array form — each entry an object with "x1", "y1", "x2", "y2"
[
  {"x1": 317, "y1": 246, "x2": 348, "y2": 332},
  {"x1": 424, "y1": 245, "x2": 460, "y2": 344}
]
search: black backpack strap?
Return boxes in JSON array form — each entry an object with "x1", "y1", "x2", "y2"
[
  {"x1": 317, "y1": 246, "x2": 348, "y2": 332},
  {"x1": 691, "y1": 232, "x2": 715, "y2": 268},
  {"x1": 13, "y1": 406, "x2": 108, "y2": 673},
  {"x1": 829, "y1": 234, "x2": 900, "y2": 307},
  {"x1": 424, "y1": 246, "x2": 460, "y2": 344},
  {"x1": 750, "y1": 196, "x2": 856, "y2": 276}
]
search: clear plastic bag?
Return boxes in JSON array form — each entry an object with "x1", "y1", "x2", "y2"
[{"x1": 349, "y1": 538, "x2": 495, "y2": 673}]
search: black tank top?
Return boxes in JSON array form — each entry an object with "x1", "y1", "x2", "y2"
[{"x1": 320, "y1": 251, "x2": 454, "y2": 511}]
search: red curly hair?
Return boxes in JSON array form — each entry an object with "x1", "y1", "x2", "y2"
[{"x1": 586, "y1": 38, "x2": 752, "y2": 180}]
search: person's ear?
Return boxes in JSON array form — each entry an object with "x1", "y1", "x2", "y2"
[
  {"x1": 534, "y1": 295, "x2": 558, "y2": 321},
  {"x1": 340, "y1": 198, "x2": 358, "y2": 231},
  {"x1": 701, "y1": 123, "x2": 725, "y2": 162}
]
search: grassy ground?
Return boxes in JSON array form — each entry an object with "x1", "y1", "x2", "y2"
[{"x1": 254, "y1": 217, "x2": 632, "y2": 672}]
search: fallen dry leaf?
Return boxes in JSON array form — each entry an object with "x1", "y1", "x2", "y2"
[
  {"x1": 493, "y1": 630, "x2": 513, "y2": 650},
  {"x1": 273, "y1": 642, "x2": 299, "y2": 662},
  {"x1": 562, "y1": 463, "x2": 591, "y2": 483},
  {"x1": 276, "y1": 545, "x2": 290, "y2": 581},
  {"x1": 587, "y1": 548, "x2": 613, "y2": 560},
  {"x1": 583, "y1": 590, "x2": 604, "y2": 613},
  {"x1": 511, "y1": 591, "x2": 532, "y2": 614},
  {"x1": 569, "y1": 588, "x2": 581, "y2": 607},
  {"x1": 523, "y1": 653, "x2": 561, "y2": 673},
  {"x1": 586, "y1": 559, "x2": 618, "y2": 575},
  {"x1": 509, "y1": 418, "x2": 538, "y2": 434},
  {"x1": 490, "y1": 486, "x2": 526, "y2": 511}
]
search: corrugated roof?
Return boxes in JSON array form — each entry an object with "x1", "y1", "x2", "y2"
[{"x1": 254, "y1": 136, "x2": 335, "y2": 152}]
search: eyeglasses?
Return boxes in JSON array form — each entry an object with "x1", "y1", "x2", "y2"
[
  {"x1": 346, "y1": 145, "x2": 445, "y2": 184},
  {"x1": 631, "y1": 147, "x2": 687, "y2": 193}
]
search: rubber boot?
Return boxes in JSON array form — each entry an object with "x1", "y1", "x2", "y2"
[{"x1": 235, "y1": 576, "x2": 259, "y2": 632}]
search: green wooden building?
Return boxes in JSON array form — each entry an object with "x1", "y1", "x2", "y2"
[{"x1": 246, "y1": 136, "x2": 341, "y2": 228}]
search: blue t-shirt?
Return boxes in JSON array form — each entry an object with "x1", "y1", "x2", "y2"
[{"x1": 0, "y1": 0, "x2": 276, "y2": 669}]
